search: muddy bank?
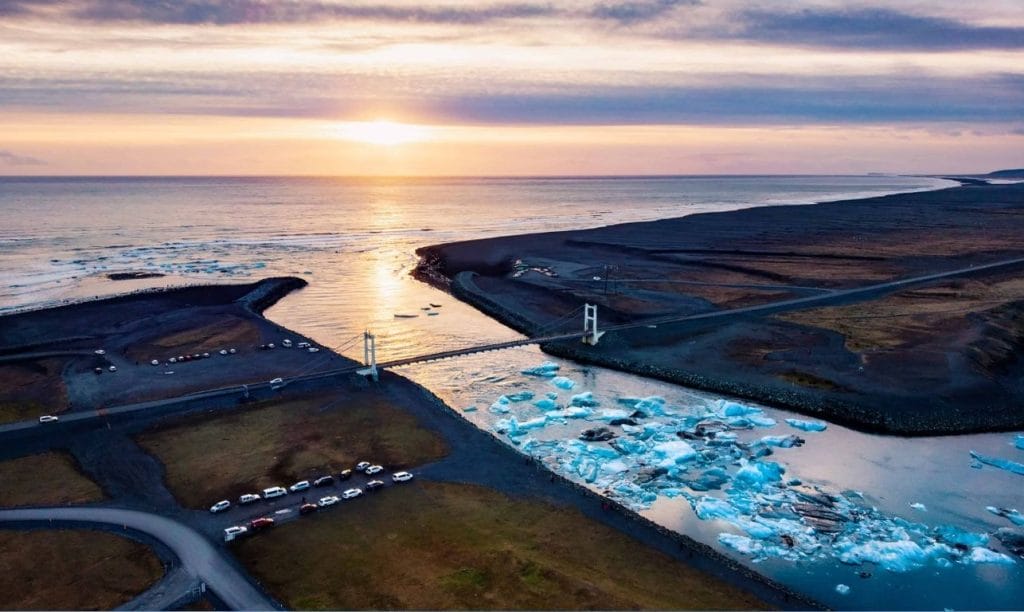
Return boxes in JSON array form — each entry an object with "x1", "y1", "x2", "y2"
[{"x1": 418, "y1": 182, "x2": 1024, "y2": 435}]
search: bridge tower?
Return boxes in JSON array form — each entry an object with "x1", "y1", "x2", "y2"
[
  {"x1": 357, "y1": 330, "x2": 379, "y2": 381},
  {"x1": 582, "y1": 303, "x2": 605, "y2": 345}
]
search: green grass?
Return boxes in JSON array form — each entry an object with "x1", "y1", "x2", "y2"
[
  {"x1": 234, "y1": 481, "x2": 767, "y2": 610},
  {"x1": 0, "y1": 530, "x2": 163, "y2": 610},
  {"x1": 136, "y1": 389, "x2": 448, "y2": 508}
]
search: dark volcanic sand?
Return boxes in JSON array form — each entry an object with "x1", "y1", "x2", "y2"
[{"x1": 417, "y1": 182, "x2": 1024, "y2": 435}]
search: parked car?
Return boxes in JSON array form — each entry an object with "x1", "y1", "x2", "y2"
[
  {"x1": 249, "y1": 517, "x2": 275, "y2": 531},
  {"x1": 150, "y1": 359, "x2": 159, "y2": 366},
  {"x1": 341, "y1": 488, "x2": 363, "y2": 500},
  {"x1": 313, "y1": 475, "x2": 335, "y2": 488},
  {"x1": 219, "y1": 349, "x2": 228, "y2": 355},
  {"x1": 308, "y1": 347, "x2": 320, "y2": 353},
  {"x1": 108, "y1": 365, "x2": 117, "y2": 372},
  {"x1": 299, "y1": 503, "x2": 318, "y2": 515},
  {"x1": 392, "y1": 471, "x2": 414, "y2": 483},
  {"x1": 38, "y1": 415, "x2": 59, "y2": 424},
  {"x1": 238, "y1": 493, "x2": 260, "y2": 505},
  {"x1": 209, "y1": 500, "x2": 231, "y2": 513},
  {"x1": 337, "y1": 469, "x2": 353, "y2": 481},
  {"x1": 365, "y1": 465, "x2": 384, "y2": 475},
  {"x1": 94, "y1": 367, "x2": 103, "y2": 374},
  {"x1": 262, "y1": 486, "x2": 287, "y2": 499},
  {"x1": 355, "y1": 461, "x2": 371, "y2": 472},
  {"x1": 223, "y1": 526, "x2": 248, "y2": 542},
  {"x1": 366, "y1": 480, "x2": 385, "y2": 491},
  {"x1": 317, "y1": 495, "x2": 339, "y2": 508},
  {"x1": 297, "y1": 342, "x2": 311, "y2": 349},
  {"x1": 289, "y1": 480, "x2": 310, "y2": 493},
  {"x1": 269, "y1": 377, "x2": 284, "y2": 389},
  {"x1": 229, "y1": 348, "x2": 237, "y2": 354}
]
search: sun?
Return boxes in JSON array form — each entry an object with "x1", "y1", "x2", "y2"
[{"x1": 335, "y1": 119, "x2": 428, "y2": 146}]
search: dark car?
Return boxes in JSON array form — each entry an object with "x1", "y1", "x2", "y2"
[
  {"x1": 249, "y1": 517, "x2": 275, "y2": 531},
  {"x1": 337, "y1": 469, "x2": 353, "y2": 481},
  {"x1": 313, "y1": 475, "x2": 335, "y2": 488},
  {"x1": 365, "y1": 480, "x2": 385, "y2": 491},
  {"x1": 299, "y1": 503, "x2": 318, "y2": 515}
]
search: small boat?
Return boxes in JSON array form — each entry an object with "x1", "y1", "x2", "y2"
[{"x1": 394, "y1": 314, "x2": 418, "y2": 318}]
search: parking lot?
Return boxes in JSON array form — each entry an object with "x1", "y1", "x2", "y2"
[{"x1": 208, "y1": 464, "x2": 414, "y2": 542}]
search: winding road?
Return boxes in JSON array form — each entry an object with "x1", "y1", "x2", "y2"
[{"x1": 0, "y1": 507, "x2": 277, "y2": 611}]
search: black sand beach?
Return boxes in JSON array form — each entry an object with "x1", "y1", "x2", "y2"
[{"x1": 417, "y1": 181, "x2": 1024, "y2": 435}]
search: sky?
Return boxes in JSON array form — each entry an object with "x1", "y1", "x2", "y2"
[{"x1": 1, "y1": 0, "x2": 1023, "y2": 175}]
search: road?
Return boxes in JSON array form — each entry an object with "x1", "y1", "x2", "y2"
[
  {"x1": 2, "y1": 256, "x2": 1022, "y2": 440},
  {"x1": 0, "y1": 507, "x2": 277, "y2": 611}
]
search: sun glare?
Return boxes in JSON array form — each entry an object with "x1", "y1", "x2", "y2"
[{"x1": 334, "y1": 120, "x2": 428, "y2": 146}]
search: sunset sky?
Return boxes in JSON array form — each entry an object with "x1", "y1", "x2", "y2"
[{"x1": 1, "y1": 0, "x2": 1022, "y2": 175}]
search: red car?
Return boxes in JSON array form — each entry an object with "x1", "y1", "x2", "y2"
[
  {"x1": 299, "y1": 503, "x2": 318, "y2": 515},
  {"x1": 249, "y1": 517, "x2": 275, "y2": 531}
]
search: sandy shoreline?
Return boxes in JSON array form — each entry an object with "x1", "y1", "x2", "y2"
[{"x1": 417, "y1": 181, "x2": 1024, "y2": 435}]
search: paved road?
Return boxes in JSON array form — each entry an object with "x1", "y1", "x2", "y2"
[
  {"x1": 3, "y1": 256, "x2": 1022, "y2": 440},
  {"x1": 0, "y1": 507, "x2": 277, "y2": 611}
]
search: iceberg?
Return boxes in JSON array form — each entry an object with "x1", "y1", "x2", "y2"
[
  {"x1": 722, "y1": 402, "x2": 761, "y2": 417},
  {"x1": 521, "y1": 361, "x2": 560, "y2": 377},
  {"x1": 785, "y1": 418, "x2": 828, "y2": 432},
  {"x1": 634, "y1": 396, "x2": 671, "y2": 416},
  {"x1": 695, "y1": 496, "x2": 739, "y2": 521},
  {"x1": 909, "y1": 502, "x2": 927, "y2": 512},
  {"x1": 734, "y1": 461, "x2": 784, "y2": 490},
  {"x1": 570, "y1": 392, "x2": 600, "y2": 407},
  {"x1": 968, "y1": 547, "x2": 1015, "y2": 565},
  {"x1": 551, "y1": 376, "x2": 576, "y2": 390},
  {"x1": 835, "y1": 539, "x2": 928, "y2": 572},
  {"x1": 747, "y1": 414, "x2": 777, "y2": 428},
  {"x1": 1016, "y1": 435, "x2": 1024, "y2": 451},
  {"x1": 489, "y1": 396, "x2": 512, "y2": 414},
  {"x1": 985, "y1": 506, "x2": 1024, "y2": 526},
  {"x1": 835, "y1": 584, "x2": 850, "y2": 595},
  {"x1": 506, "y1": 391, "x2": 535, "y2": 402},
  {"x1": 533, "y1": 398, "x2": 559, "y2": 411},
  {"x1": 934, "y1": 525, "x2": 988, "y2": 548},
  {"x1": 969, "y1": 451, "x2": 1024, "y2": 476},
  {"x1": 758, "y1": 435, "x2": 804, "y2": 449},
  {"x1": 651, "y1": 440, "x2": 698, "y2": 467}
]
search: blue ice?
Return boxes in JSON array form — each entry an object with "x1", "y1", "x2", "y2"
[
  {"x1": 1015, "y1": 435, "x2": 1024, "y2": 451},
  {"x1": 785, "y1": 418, "x2": 828, "y2": 432},
  {"x1": 570, "y1": 392, "x2": 600, "y2": 407},
  {"x1": 521, "y1": 362, "x2": 560, "y2": 377},
  {"x1": 533, "y1": 398, "x2": 559, "y2": 411},
  {"x1": 969, "y1": 451, "x2": 1024, "y2": 476},
  {"x1": 551, "y1": 376, "x2": 576, "y2": 390}
]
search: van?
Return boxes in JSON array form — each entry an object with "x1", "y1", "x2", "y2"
[{"x1": 262, "y1": 486, "x2": 287, "y2": 499}]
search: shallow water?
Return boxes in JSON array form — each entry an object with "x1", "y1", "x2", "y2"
[{"x1": 3, "y1": 175, "x2": 1022, "y2": 609}]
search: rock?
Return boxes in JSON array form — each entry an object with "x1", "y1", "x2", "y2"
[
  {"x1": 609, "y1": 417, "x2": 638, "y2": 427},
  {"x1": 580, "y1": 426, "x2": 617, "y2": 442}
]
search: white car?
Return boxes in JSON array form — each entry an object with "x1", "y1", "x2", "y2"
[
  {"x1": 355, "y1": 461, "x2": 371, "y2": 472},
  {"x1": 341, "y1": 488, "x2": 363, "y2": 500},
  {"x1": 262, "y1": 486, "x2": 287, "y2": 499},
  {"x1": 317, "y1": 495, "x2": 339, "y2": 508},
  {"x1": 282, "y1": 339, "x2": 293, "y2": 347},
  {"x1": 392, "y1": 471, "x2": 414, "y2": 483},
  {"x1": 108, "y1": 365, "x2": 117, "y2": 372},
  {"x1": 223, "y1": 526, "x2": 248, "y2": 542},
  {"x1": 94, "y1": 349, "x2": 105, "y2": 355},
  {"x1": 289, "y1": 480, "x2": 310, "y2": 493},
  {"x1": 169, "y1": 357, "x2": 177, "y2": 364},
  {"x1": 297, "y1": 342, "x2": 310, "y2": 349},
  {"x1": 365, "y1": 465, "x2": 384, "y2": 475},
  {"x1": 219, "y1": 349, "x2": 228, "y2": 355},
  {"x1": 38, "y1": 415, "x2": 59, "y2": 424},
  {"x1": 229, "y1": 348, "x2": 237, "y2": 354},
  {"x1": 308, "y1": 347, "x2": 320, "y2": 353},
  {"x1": 150, "y1": 359, "x2": 159, "y2": 366},
  {"x1": 269, "y1": 377, "x2": 284, "y2": 389},
  {"x1": 238, "y1": 493, "x2": 260, "y2": 505},
  {"x1": 209, "y1": 500, "x2": 231, "y2": 513}
]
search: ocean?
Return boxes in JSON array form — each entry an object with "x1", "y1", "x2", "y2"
[{"x1": 2, "y1": 175, "x2": 1022, "y2": 610}]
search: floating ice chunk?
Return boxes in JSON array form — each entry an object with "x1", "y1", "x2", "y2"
[
  {"x1": 616, "y1": 397, "x2": 642, "y2": 407},
  {"x1": 934, "y1": 525, "x2": 988, "y2": 548},
  {"x1": 564, "y1": 406, "x2": 593, "y2": 419},
  {"x1": 835, "y1": 584, "x2": 850, "y2": 595},
  {"x1": 551, "y1": 376, "x2": 576, "y2": 390},
  {"x1": 722, "y1": 402, "x2": 761, "y2": 417},
  {"x1": 610, "y1": 438, "x2": 647, "y2": 455},
  {"x1": 985, "y1": 506, "x2": 1024, "y2": 526},
  {"x1": 1016, "y1": 435, "x2": 1024, "y2": 451},
  {"x1": 462, "y1": 406, "x2": 477, "y2": 413},
  {"x1": 651, "y1": 440, "x2": 698, "y2": 467},
  {"x1": 634, "y1": 396, "x2": 670, "y2": 416},
  {"x1": 969, "y1": 547, "x2": 1015, "y2": 565},
  {"x1": 533, "y1": 398, "x2": 559, "y2": 411},
  {"x1": 489, "y1": 396, "x2": 512, "y2": 414},
  {"x1": 521, "y1": 361, "x2": 560, "y2": 377},
  {"x1": 747, "y1": 414, "x2": 777, "y2": 428},
  {"x1": 601, "y1": 459, "x2": 631, "y2": 475},
  {"x1": 596, "y1": 409, "x2": 630, "y2": 421},
  {"x1": 717, "y1": 533, "x2": 778, "y2": 559},
  {"x1": 506, "y1": 391, "x2": 535, "y2": 402},
  {"x1": 696, "y1": 496, "x2": 738, "y2": 521},
  {"x1": 969, "y1": 451, "x2": 1024, "y2": 476},
  {"x1": 570, "y1": 392, "x2": 600, "y2": 407},
  {"x1": 737, "y1": 518, "x2": 777, "y2": 539},
  {"x1": 759, "y1": 435, "x2": 804, "y2": 448},
  {"x1": 835, "y1": 539, "x2": 928, "y2": 572},
  {"x1": 785, "y1": 418, "x2": 828, "y2": 432},
  {"x1": 689, "y1": 468, "x2": 730, "y2": 491},
  {"x1": 546, "y1": 391, "x2": 558, "y2": 400},
  {"x1": 734, "y1": 460, "x2": 784, "y2": 490},
  {"x1": 909, "y1": 502, "x2": 927, "y2": 512}
]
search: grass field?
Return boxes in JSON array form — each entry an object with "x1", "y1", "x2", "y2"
[
  {"x1": 125, "y1": 315, "x2": 262, "y2": 361},
  {"x1": 0, "y1": 529, "x2": 163, "y2": 610},
  {"x1": 0, "y1": 358, "x2": 67, "y2": 425},
  {"x1": 137, "y1": 390, "x2": 448, "y2": 508},
  {"x1": 0, "y1": 452, "x2": 104, "y2": 507},
  {"x1": 235, "y1": 481, "x2": 766, "y2": 610}
]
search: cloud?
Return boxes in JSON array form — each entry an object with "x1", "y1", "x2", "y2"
[
  {"x1": 735, "y1": 7, "x2": 1024, "y2": 50},
  {"x1": 589, "y1": 0, "x2": 699, "y2": 25},
  {"x1": 0, "y1": 150, "x2": 46, "y2": 165},
  {"x1": 2, "y1": 0, "x2": 555, "y2": 25}
]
